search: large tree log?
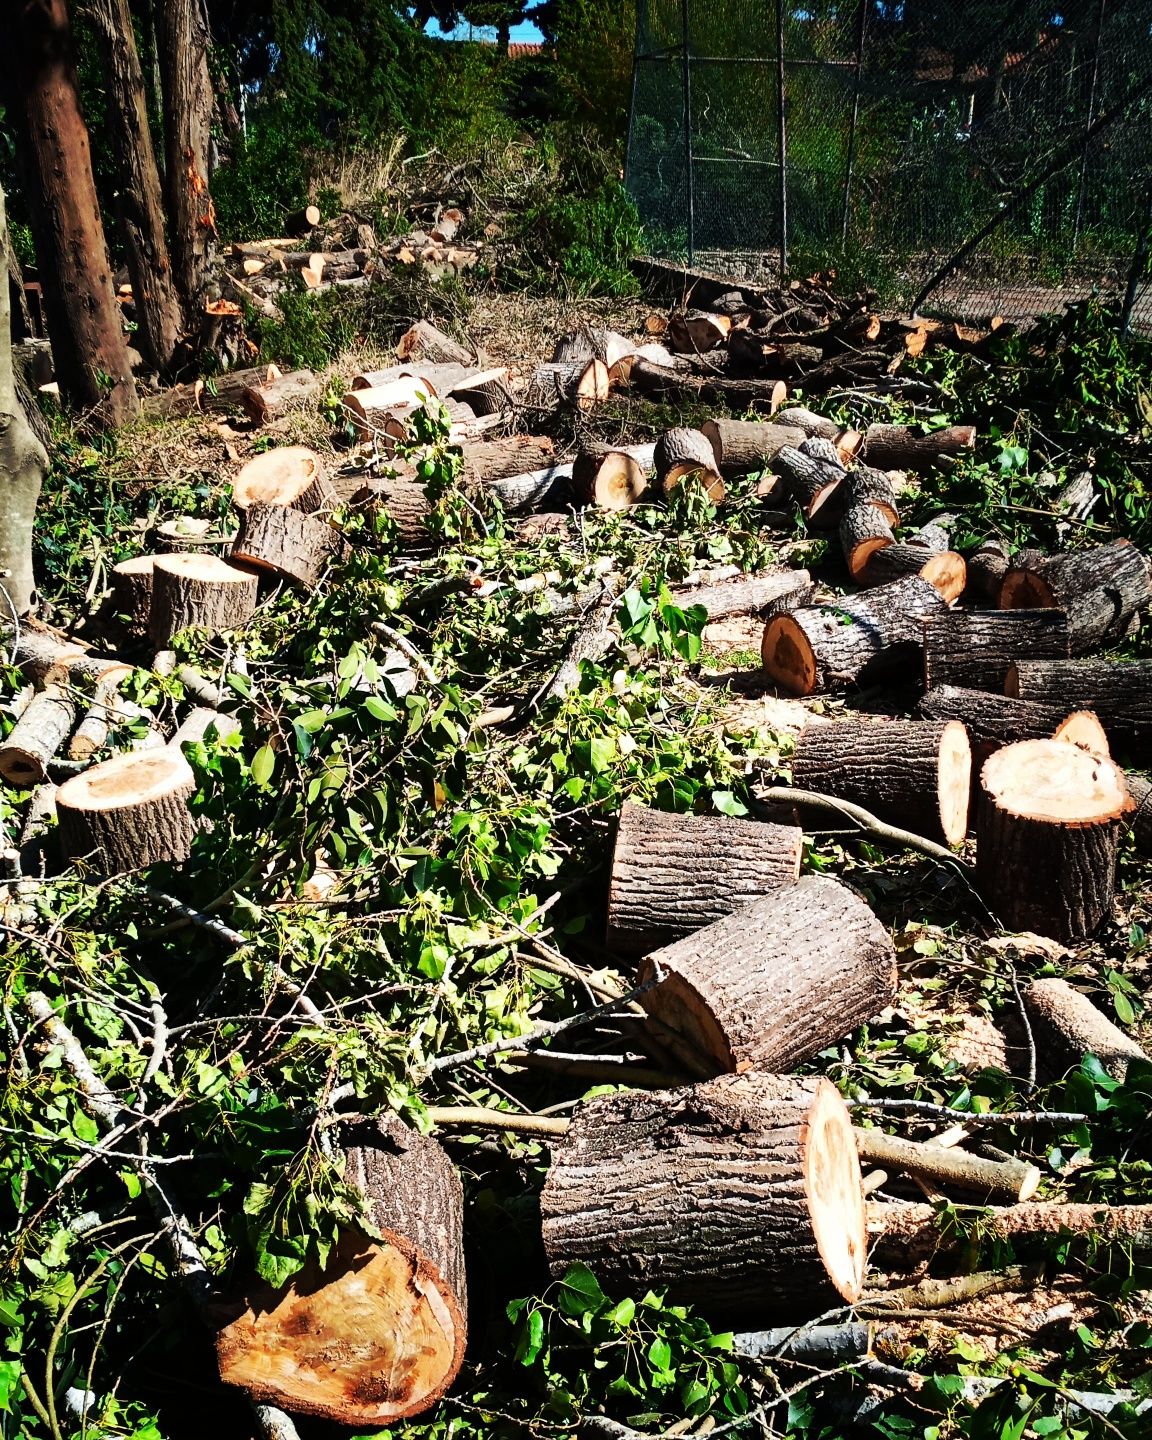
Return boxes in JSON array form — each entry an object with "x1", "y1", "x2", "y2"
[
  {"x1": 523, "y1": 360, "x2": 609, "y2": 412},
  {"x1": 232, "y1": 447, "x2": 336, "y2": 514},
  {"x1": 654, "y1": 428, "x2": 724, "y2": 500},
  {"x1": 762, "y1": 576, "x2": 949, "y2": 696},
  {"x1": 540, "y1": 1073, "x2": 867, "y2": 1322},
  {"x1": 149, "y1": 554, "x2": 259, "y2": 647},
  {"x1": 861, "y1": 544, "x2": 967, "y2": 602},
  {"x1": 918, "y1": 686, "x2": 1071, "y2": 767},
  {"x1": 999, "y1": 540, "x2": 1152, "y2": 655},
  {"x1": 975, "y1": 738, "x2": 1133, "y2": 941},
  {"x1": 699, "y1": 418, "x2": 806, "y2": 479},
  {"x1": 637, "y1": 873, "x2": 896, "y2": 1075},
  {"x1": 459, "y1": 435, "x2": 555, "y2": 486},
  {"x1": 920, "y1": 610, "x2": 1069, "y2": 693},
  {"x1": 859, "y1": 424, "x2": 976, "y2": 472},
  {"x1": 216, "y1": 1114, "x2": 466, "y2": 1426},
  {"x1": 605, "y1": 802, "x2": 803, "y2": 955},
  {"x1": 0, "y1": 685, "x2": 76, "y2": 785},
  {"x1": 570, "y1": 443, "x2": 653, "y2": 510},
  {"x1": 231, "y1": 504, "x2": 340, "y2": 589},
  {"x1": 672, "y1": 569, "x2": 814, "y2": 620},
  {"x1": 56, "y1": 749, "x2": 195, "y2": 872},
  {"x1": 396, "y1": 320, "x2": 473, "y2": 367},
  {"x1": 240, "y1": 370, "x2": 321, "y2": 426},
  {"x1": 1006, "y1": 659, "x2": 1152, "y2": 744},
  {"x1": 792, "y1": 719, "x2": 971, "y2": 848},
  {"x1": 1024, "y1": 978, "x2": 1149, "y2": 1081}
]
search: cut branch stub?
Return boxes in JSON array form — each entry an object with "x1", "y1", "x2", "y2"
[
  {"x1": 110, "y1": 555, "x2": 157, "y2": 632},
  {"x1": 999, "y1": 540, "x2": 1152, "y2": 655},
  {"x1": 637, "y1": 873, "x2": 896, "y2": 1076},
  {"x1": 540, "y1": 1073, "x2": 867, "y2": 1323},
  {"x1": 149, "y1": 554, "x2": 260, "y2": 647},
  {"x1": 654, "y1": 427, "x2": 725, "y2": 500},
  {"x1": 231, "y1": 504, "x2": 340, "y2": 589},
  {"x1": 56, "y1": 749, "x2": 196, "y2": 873},
  {"x1": 921, "y1": 609, "x2": 1069, "y2": 693},
  {"x1": 792, "y1": 718, "x2": 971, "y2": 848},
  {"x1": 975, "y1": 738, "x2": 1133, "y2": 941},
  {"x1": 606, "y1": 801, "x2": 803, "y2": 956},
  {"x1": 217, "y1": 1113, "x2": 466, "y2": 1426},
  {"x1": 232, "y1": 446, "x2": 335, "y2": 514}
]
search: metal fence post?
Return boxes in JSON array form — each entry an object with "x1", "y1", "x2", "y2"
[
  {"x1": 681, "y1": 0, "x2": 695, "y2": 265},
  {"x1": 776, "y1": 0, "x2": 788, "y2": 279},
  {"x1": 842, "y1": 0, "x2": 869, "y2": 248},
  {"x1": 1072, "y1": 0, "x2": 1108, "y2": 245}
]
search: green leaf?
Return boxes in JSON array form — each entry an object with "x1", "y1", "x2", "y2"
[
  {"x1": 515, "y1": 1306, "x2": 545, "y2": 1366},
  {"x1": 250, "y1": 744, "x2": 275, "y2": 787},
  {"x1": 0, "y1": 1360, "x2": 23, "y2": 1412},
  {"x1": 711, "y1": 789, "x2": 749, "y2": 817},
  {"x1": 646, "y1": 1335, "x2": 672, "y2": 1372},
  {"x1": 603, "y1": 1296, "x2": 636, "y2": 1327},
  {"x1": 1113, "y1": 989, "x2": 1135, "y2": 1024},
  {"x1": 556, "y1": 1263, "x2": 605, "y2": 1317},
  {"x1": 588, "y1": 737, "x2": 616, "y2": 773},
  {"x1": 363, "y1": 695, "x2": 396, "y2": 723}
]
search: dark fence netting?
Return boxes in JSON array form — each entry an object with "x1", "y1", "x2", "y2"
[{"x1": 625, "y1": 0, "x2": 1152, "y2": 333}]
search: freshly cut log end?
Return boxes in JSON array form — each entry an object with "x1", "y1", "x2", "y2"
[
  {"x1": 343, "y1": 378, "x2": 439, "y2": 440},
  {"x1": 655, "y1": 428, "x2": 725, "y2": 501},
  {"x1": 976, "y1": 739, "x2": 1133, "y2": 941},
  {"x1": 605, "y1": 801, "x2": 803, "y2": 955},
  {"x1": 792, "y1": 719, "x2": 971, "y2": 848},
  {"x1": 149, "y1": 554, "x2": 260, "y2": 648},
  {"x1": 1052, "y1": 710, "x2": 1110, "y2": 760},
  {"x1": 1024, "y1": 978, "x2": 1148, "y2": 1081},
  {"x1": 667, "y1": 309, "x2": 730, "y2": 354},
  {"x1": 540, "y1": 1073, "x2": 867, "y2": 1323},
  {"x1": 637, "y1": 873, "x2": 896, "y2": 1076},
  {"x1": 217, "y1": 1114, "x2": 466, "y2": 1425},
  {"x1": 844, "y1": 467, "x2": 900, "y2": 528},
  {"x1": 571, "y1": 446, "x2": 648, "y2": 511},
  {"x1": 232, "y1": 446, "x2": 336, "y2": 514},
  {"x1": 525, "y1": 360, "x2": 610, "y2": 412},
  {"x1": 0, "y1": 689, "x2": 77, "y2": 787},
  {"x1": 396, "y1": 320, "x2": 474, "y2": 367},
  {"x1": 774, "y1": 444, "x2": 845, "y2": 526},
  {"x1": 860, "y1": 543, "x2": 966, "y2": 602},
  {"x1": 56, "y1": 750, "x2": 196, "y2": 874},
  {"x1": 240, "y1": 370, "x2": 321, "y2": 426},
  {"x1": 231, "y1": 504, "x2": 340, "y2": 589}
]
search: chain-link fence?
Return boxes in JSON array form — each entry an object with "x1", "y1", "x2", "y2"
[{"x1": 625, "y1": 0, "x2": 1152, "y2": 333}]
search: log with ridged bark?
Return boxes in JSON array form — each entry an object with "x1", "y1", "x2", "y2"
[
  {"x1": 0, "y1": 686, "x2": 77, "y2": 786},
  {"x1": 232, "y1": 446, "x2": 336, "y2": 514},
  {"x1": 840, "y1": 505, "x2": 895, "y2": 579},
  {"x1": 350, "y1": 477, "x2": 435, "y2": 553},
  {"x1": 699, "y1": 418, "x2": 805, "y2": 478},
  {"x1": 921, "y1": 609, "x2": 1069, "y2": 692},
  {"x1": 860, "y1": 544, "x2": 967, "y2": 602},
  {"x1": 637, "y1": 874, "x2": 896, "y2": 1076},
  {"x1": 918, "y1": 685, "x2": 1070, "y2": 766},
  {"x1": 762, "y1": 576, "x2": 948, "y2": 695},
  {"x1": 855, "y1": 1128, "x2": 1039, "y2": 1203},
  {"x1": 1126, "y1": 772, "x2": 1152, "y2": 855},
  {"x1": 654, "y1": 427, "x2": 725, "y2": 499},
  {"x1": 672, "y1": 569, "x2": 813, "y2": 620},
  {"x1": 111, "y1": 555, "x2": 157, "y2": 631},
  {"x1": 149, "y1": 555, "x2": 260, "y2": 647},
  {"x1": 844, "y1": 467, "x2": 900, "y2": 528},
  {"x1": 999, "y1": 540, "x2": 1152, "y2": 655},
  {"x1": 792, "y1": 719, "x2": 971, "y2": 847},
  {"x1": 570, "y1": 443, "x2": 654, "y2": 510},
  {"x1": 605, "y1": 802, "x2": 803, "y2": 955},
  {"x1": 966, "y1": 541, "x2": 1010, "y2": 605},
  {"x1": 774, "y1": 441, "x2": 846, "y2": 527},
  {"x1": 975, "y1": 738, "x2": 1133, "y2": 941},
  {"x1": 524, "y1": 359, "x2": 609, "y2": 412},
  {"x1": 1023, "y1": 978, "x2": 1149, "y2": 1081},
  {"x1": 859, "y1": 423, "x2": 976, "y2": 472},
  {"x1": 540, "y1": 1073, "x2": 867, "y2": 1323},
  {"x1": 460, "y1": 436, "x2": 555, "y2": 486},
  {"x1": 775, "y1": 406, "x2": 861, "y2": 464},
  {"x1": 231, "y1": 504, "x2": 340, "y2": 589},
  {"x1": 56, "y1": 749, "x2": 196, "y2": 873},
  {"x1": 217, "y1": 1113, "x2": 466, "y2": 1426},
  {"x1": 1005, "y1": 659, "x2": 1152, "y2": 744},
  {"x1": 240, "y1": 370, "x2": 321, "y2": 425}
]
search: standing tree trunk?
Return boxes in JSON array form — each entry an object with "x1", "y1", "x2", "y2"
[
  {"x1": 158, "y1": 0, "x2": 216, "y2": 319},
  {"x1": 1, "y1": 0, "x2": 138, "y2": 425},
  {"x1": 0, "y1": 182, "x2": 49, "y2": 616},
  {"x1": 88, "y1": 0, "x2": 184, "y2": 373}
]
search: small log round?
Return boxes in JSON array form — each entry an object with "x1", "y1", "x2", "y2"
[
  {"x1": 699, "y1": 418, "x2": 805, "y2": 478},
  {"x1": 859, "y1": 423, "x2": 976, "y2": 472},
  {"x1": 285, "y1": 204, "x2": 321, "y2": 234},
  {"x1": 149, "y1": 554, "x2": 260, "y2": 648},
  {"x1": 1006, "y1": 659, "x2": 1152, "y2": 744},
  {"x1": 240, "y1": 369, "x2": 321, "y2": 425},
  {"x1": 1052, "y1": 710, "x2": 1110, "y2": 759},
  {"x1": 654, "y1": 428, "x2": 725, "y2": 500},
  {"x1": 0, "y1": 687, "x2": 77, "y2": 786},
  {"x1": 840, "y1": 504, "x2": 895, "y2": 579},
  {"x1": 571, "y1": 444, "x2": 650, "y2": 510},
  {"x1": 56, "y1": 750, "x2": 196, "y2": 873},
  {"x1": 792, "y1": 718, "x2": 971, "y2": 847},
  {"x1": 540, "y1": 1073, "x2": 867, "y2": 1323},
  {"x1": 667, "y1": 309, "x2": 731, "y2": 354},
  {"x1": 343, "y1": 377, "x2": 438, "y2": 440},
  {"x1": 606, "y1": 801, "x2": 803, "y2": 955},
  {"x1": 396, "y1": 320, "x2": 473, "y2": 367},
  {"x1": 860, "y1": 544, "x2": 967, "y2": 602},
  {"x1": 774, "y1": 443, "x2": 845, "y2": 526},
  {"x1": 844, "y1": 467, "x2": 900, "y2": 528},
  {"x1": 231, "y1": 504, "x2": 340, "y2": 589},
  {"x1": 637, "y1": 873, "x2": 896, "y2": 1076},
  {"x1": 966, "y1": 540, "x2": 1010, "y2": 605},
  {"x1": 999, "y1": 540, "x2": 1152, "y2": 655},
  {"x1": 216, "y1": 1113, "x2": 466, "y2": 1426},
  {"x1": 524, "y1": 359, "x2": 609, "y2": 412},
  {"x1": 921, "y1": 609, "x2": 1069, "y2": 693},
  {"x1": 111, "y1": 555, "x2": 158, "y2": 631},
  {"x1": 232, "y1": 446, "x2": 336, "y2": 513},
  {"x1": 1024, "y1": 978, "x2": 1149, "y2": 1081},
  {"x1": 975, "y1": 739, "x2": 1133, "y2": 941}
]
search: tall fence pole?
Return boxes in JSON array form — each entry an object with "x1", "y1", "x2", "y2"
[
  {"x1": 681, "y1": 0, "x2": 695, "y2": 265},
  {"x1": 623, "y1": 0, "x2": 644, "y2": 198},
  {"x1": 1120, "y1": 179, "x2": 1152, "y2": 342},
  {"x1": 1072, "y1": 0, "x2": 1107, "y2": 245},
  {"x1": 841, "y1": 0, "x2": 869, "y2": 247},
  {"x1": 776, "y1": 0, "x2": 789, "y2": 279}
]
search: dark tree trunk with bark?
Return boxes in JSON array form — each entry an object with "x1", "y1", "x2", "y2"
[
  {"x1": 158, "y1": 0, "x2": 216, "y2": 318},
  {"x1": 918, "y1": 685, "x2": 1070, "y2": 767},
  {"x1": 1000, "y1": 541, "x2": 1152, "y2": 655},
  {"x1": 921, "y1": 610, "x2": 1069, "y2": 692},
  {"x1": 1, "y1": 0, "x2": 138, "y2": 425},
  {"x1": 1006, "y1": 659, "x2": 1152, "y2": 744}
]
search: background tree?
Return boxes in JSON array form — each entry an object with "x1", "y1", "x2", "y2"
[
  {"x1": 158, "y1": 0, "x2": 216, "y2": 318},
  {"x1": 0, "y1": 0, "x2": 138, "y2": 426}
]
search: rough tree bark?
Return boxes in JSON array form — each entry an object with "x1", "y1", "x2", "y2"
[
  {"x1": 158, "y1": 0, "x2": 216, "y2": 318},
  {"x1": 1, "y1": 1, "x2": 138, "y2": 424}
]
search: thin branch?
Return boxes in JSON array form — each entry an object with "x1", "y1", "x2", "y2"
[
  {"x1": 849, "y1": 1099, "x2": 1089, "y2": 1125},
  {"x1": 425, "y1": 1105, "x2": 570, "y2": 1138}
]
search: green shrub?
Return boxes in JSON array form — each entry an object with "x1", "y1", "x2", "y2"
[{"x1": 511, "y1": 172, "x2": 643, "y2": 296}]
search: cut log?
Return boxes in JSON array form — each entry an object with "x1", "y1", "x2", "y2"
[
  {"x1": 231, "y1": 504, "x2": 340, "y2": 589},
  {"x1": 1051, "y1": 710, "x2": 1110, "y2": 759},
  {"x1": 605, "y1": 801, "x2": 803, "y2": 955},
  {"x1": 844, "y1": 467, "x2": 900, "y2": 528},
  {"x1": 672, "y1": 569, "x2": 814, "y2": 620},
  {"x1": 342, "y1": 377, "x2": 438, "y2": 440},
  {"x1": 570, "y1": 443, "x2": 652, "y2": 510},
  {"x1": 774, "y1": 442, "x2": 845, "y2": 527},
  {"x1": 540, "y1": 1073, "x2": 867, "y2": 1322},
  {"x1": 637, "y1": 873, "x2": 896, "y2": 1075},
  {"x1": 551, "y1": 327, "x2": 634, "y2": 367},
  {"x1": 111, "y1": 555, "x2": 157, "y2": 631},
  {"x1": 629, "y1": 358, "x2": 801, "y2": 408},
  {"x1": 907, "y1": 515, "x2": 955, "y2": 554},
  {"x1": 762, "y1": 576, "x2": 949, "y2": 696},
  {"x1": 1006, "y1": 659, "x2": 1152, "y2": 744},
  {"x1": 437, "y1": 367, "x2": 511, "y2": 418},
  {"x1": 840, "y1": 505, "x2": 895, "y2": 579},
  {"x1": 859, "y1": 424, "x2": 977, "y2": 472},
  {"x1": 607, "y1": 342, "x2": 683, "y2": 388},
  {"x1": 396, "y1": 321, "x2": 474, "y2": 367},
  {"x1": 918, "y1": 686, "x2": 1071, "y2": 767},
  {"x1": 966, "y1": 540, "x2": 1010, "y2": 605},
  {"x1": 699, "y1": 418, "x2": 806, "y2": 479},
  {"x1": 149, "y1": 554, "x2": 260, "y2": 647},
  {"x1": 667, "y1": 309, "x2": 730, "y2": 354},
  {"x1": 18, "y1": 781, "x2": 57, "y2": 879},
  {"x1": 921, "y1": 610, "x2": 1069, "y2": 693},
  {"x1": 483, "y1": 464, "x2": 573, "y2": 515},
  {"x1": 216, "y1": 1113, "x2": 466, "y2": 1426},
  {"x1": 792, "y1": 719, "x2": 971, "y2": 848},
  {"x1": 350, "y1": 477, "x2": 435, "y2": 553},
  {"x1": 775, "y1": 406, "x2": 841, "y2": 442},
  {"x1": 1126, "y1": 773, "x2": 1152, "y2": 855},
  {"x1": 169, "y1": 707, "x2": 240, "y2": 749},
  {"x1": 734, "y1": 1323, "x2": 874, "y2": 1364},
  {"x1": 239, "y1": 370, "x2": 321, "y2": 426},
  {"x1": 975, "y1": 738, "x2": 1133, "y2": 941},
  {"x1": 654, "y1": 428, "x2": 724, "y2": 500},
  {"x1": 523, "y1": 360, "x2": 609, "y2": 412},
  {"x1": 285, "y1": 205, "x2": 321, "y2": 235},
  {"x1": 1023, "y1": 978, "x2": 1148, "y2": 1081},
  {"x1": 69, "y1": 663, "x2": 135, "y2": 761},
  {"x1": 9, "y1": 630, "x2": 116, "y2": 685},
  {"x1": 861, "y1": 545, "x2": 967, "y2": 602},
  {"x1": 56, "y1": 749, "x2": 196, "y2": 873},
  {"x1": 232, "y1": 447, "x2": 335, "y2": 514},
  {"x1": 459, "y1": 436, "x2": 554, "y2": 486},
  {"x1": 727, "y1": 330, "x2": 823, "y2": 376},
  {"x1": 0, "y1": 686, "x2": 77, "y2": 786},
  {"x1": 349, "y1": 364, "x2": 432, "y2": 392},
  {"x1": 999, "y1": 540, "x2": 1152, "y2": 655},
  {"x1": 855, "y1": 1129, "x2": 1039, "y2": 1203}
]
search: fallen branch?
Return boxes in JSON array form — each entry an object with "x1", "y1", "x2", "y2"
[
  {"x1": 859, "y1": 1264, "x2": 1041, "y2": 1313},
  {"x1": 425, "y1": 1105, "x2": 569, "y2": 1138},
  {"x1": 753, "y1": 786, "x2": 969, "y2": 870},
  {"x1": 855, "y1": 1127, "x2": 1041, "y2": 1203}
]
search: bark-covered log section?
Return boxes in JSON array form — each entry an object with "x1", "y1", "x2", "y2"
[
  {"x1": 571, "y1": 443, "x2": 652, "y2": 510},
  {"x1": 217, "y1": 1113, "x2": 466, "y2": 1425},
  {"x1": 840, "y1": 504, "x2": 895, "y2": 579},
  {"x1": 918, "y1": 686, "x2": 1071, "y2": 766},
  {"x1": 700, "y1": 418, "x2": 805, "y2": 478},
  {"x1": 921, "y1": 609, "x2": 1069, "y2": 693},
  {"x1": 976, "y1": 738, "x2": 1133, "y2": 942},
  {"x1": 1006, "y1": 659, "x2": 1152, "y2": 744},
  {"x1": 231, "y1": 504, "x2": 340, "y2": 589},
  {"x1": 1024, "y1": 978, "x2": 1149, "y2": 1081},
  {"x1": 0, "y1": 687, "x2": 76, "y2": 786},
  {"x1": 540, "y1": 1073, "x2": 867, "y2": 1323},
  {"x1": 861, "y1": 544, "x2": 966, "y2": 602},
  {"x1": 637, "y1": 873, "x2": 896, "y2": 1075},
  {"x1": 999, "y1": 540, "x2": 1152, "y2": 655},
  {"x1": 655, "y1": 428, "x2": 725, "y2": 500},
  {"x1": 110, "y1": 555, "x2": 157, "y2": 631},
  {"x1": 792, "y1": 718, "x2": 971, "y2": 847},
  {"x1": 859, "y1": 423, "x2": 976, "y2": 472},
  {"x1": 149, "y1": 554, "x2": 260, "y2": 647},
  {"x1": 55, "y1": 749, "x2": 196, "y2": 873},
  {"x1": 606, "y1": 802, "x2": 803, "y2": 955},
  {"x1": 672, "y1": 569, "x2": 813, "y2": 621}
]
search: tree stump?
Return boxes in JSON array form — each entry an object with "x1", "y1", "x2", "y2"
[
  {"x1": 606, "y1": 802, "x2": 803, "y2": 955},
  {"x1": 56, "y1": 749, "x2": 196, "y2": 873},
  {"x1": 843, "y1": 467, "x2": 900, "y2": 528},
  {"x1": 1006, "y1": 659, "x2": 1152, "y2": 745},
  {"x1": 540, "y1": 1073, "x2": 867, "y2": 1323},
  {"x1": 232, "y1": 446, "x2": 336, "y2": 514},
  {"x1": 975, "y1": 739, "x2": 1133, "y2": 941},
  {"x1": 1024, "y1": 978, "x2": 1149, "y2": 1081},
  {"x1": 0, "y1": 686, "x2": 77, "y2": 786},
  {"x1": 859, "y1": 423, "x2": 976, "y2": 472},
  {"x1": 762, "y1": 576, "x2": 948, "y2": 695},
  {"x1": 231, "y1": 503, "x2": 340, "y2": 588},
  {"x1": 921, "y1": 610, "x2": 1069, "y2": 692},
  {"x1": 654, "y1": 428, "x2": 724, "y2": 500},
  {"x1": 571, "y1": 443, "x2": 652, "y2": 510},
  {"x1": 149, "y1": 554, "x2": 260, "y2": 647},
  {"x1": 999, "y1": 540, "x2": 1152, "y2": 655},
  {"x1": 111, "y1": 555, "x2": 158, "y2": 631},
  {"x1": 792, "y1": 718, "x2": 971, "y2": 847},
  {"x1": 839, "y1": 505, "x2": 895, "y2": 579},
  {"x1": 637, "y1": 873, "x2": 896, "y2": 1075},
  {"x1": 860, "y1": 544, "x2": 966, "y2": 602},
  {"x1": 216, "y1": 1113, "x2": 466, "y2": 1426},
  {"x1": 699, "y1": 418, "x2": 805, "y2": 478}
]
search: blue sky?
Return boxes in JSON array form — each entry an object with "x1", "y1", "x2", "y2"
[{"x1": 425, "y1": 18, "x2": 545, "y2": 42}]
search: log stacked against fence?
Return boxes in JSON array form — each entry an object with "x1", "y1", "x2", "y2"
[
  {"x1": 999, "y1": 540, "x2": 1152, "y2": 654},
  {"x1": 217, "y1": 1114, "x2": 467, "y2": 1426},
  {"x1": 540, "y1": 1073, "x2": 867, "y2": 1323},
  {"x1": 1006, "y1": 659, "x2": 1152, "y2": 744}
]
